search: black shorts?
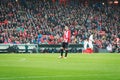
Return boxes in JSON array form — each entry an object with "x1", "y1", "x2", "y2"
[{"x1": 61, "y1": 42, "x2": 69, "y2": 49}]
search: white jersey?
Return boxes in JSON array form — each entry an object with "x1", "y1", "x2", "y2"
[
  {"x1": 89, "y1": 35, "x2": 94, "y2": 43},
  {"x1": 88, "y1": 34, "x2": 94, "y2": 49}
]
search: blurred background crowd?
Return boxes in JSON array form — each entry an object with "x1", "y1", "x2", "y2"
[{"x1": 0, "y1": 0, "x2": 120, "y2": 52}]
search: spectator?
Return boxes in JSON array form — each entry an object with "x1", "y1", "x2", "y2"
[
  {"x1": 0, "y1": 0, "x2": 119, "y2": 53},
  {"x1": 106, "y1": 43, "x2": 113, "y2": 53}
]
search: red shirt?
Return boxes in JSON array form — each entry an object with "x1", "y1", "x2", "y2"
[{"x1": 63, "y1": 30, "x2": 71, "y2": 43}]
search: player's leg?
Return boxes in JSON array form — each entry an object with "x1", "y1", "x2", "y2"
[
  {"x1": 65, "y1": 42, "x2": 68, "y2": 58},
  {"x1": 60, "y1": 47, "x2": 64, "y2": 58},
  {"x1": 89, "y1": 42, "x2": 93, "y2": 49},
  {"x1": 84, "y1": 40, "x2": 88, "y2": 50},
  {"x1": 65, "y1": 48, "x2": 68, "y2": 57},
  {"x1": 59, "y1": 42, "x2": 65, "y2": 58}
]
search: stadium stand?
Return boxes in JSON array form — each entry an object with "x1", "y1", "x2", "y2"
[{"x1": 0, "y1": 0, "x2": 119, "y2": 53}]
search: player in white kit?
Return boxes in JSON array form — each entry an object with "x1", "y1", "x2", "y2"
[{"x1": 88, "y1": 34, "x2": 94, "y2": 50}]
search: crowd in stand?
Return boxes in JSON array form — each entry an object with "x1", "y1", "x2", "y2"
[{"x1": 0, "y1": 0, "x2": 120, "y2": 52}]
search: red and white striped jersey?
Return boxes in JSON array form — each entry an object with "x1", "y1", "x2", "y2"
[{"x1": 63, "y1": 30, "x2": 71, "y2": 43}]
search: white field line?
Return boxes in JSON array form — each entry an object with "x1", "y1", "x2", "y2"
[
  {"x1": 0, "y1": 74, "x2": 117, "y2": 80},
  {"x1": 0, "y1": 58, "x2": 27, "y2": 62}
]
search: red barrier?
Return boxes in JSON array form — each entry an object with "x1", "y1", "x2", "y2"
[{"x1": 82, "y1": 48, "x2": 93, "y2": 54}]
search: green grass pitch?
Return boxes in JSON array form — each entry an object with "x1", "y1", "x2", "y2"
[{"x1": 0, "y1": 53, "x2": 120, "y2": 80}]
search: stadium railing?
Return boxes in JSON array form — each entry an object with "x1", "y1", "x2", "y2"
[
  {"x1": 0, "y1": 43, "x2": 99, "y2": 53},
  {"x1": 0, "y1": 44, "x2": 38, "y2": 53},
  {"x1": 38, "y1": 43, "x2": 84, "y2": 53}
]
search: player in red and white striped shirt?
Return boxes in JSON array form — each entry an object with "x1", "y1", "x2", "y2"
[{"x1": 59, "y1": 26, "x2": 71, "y2": 59}]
